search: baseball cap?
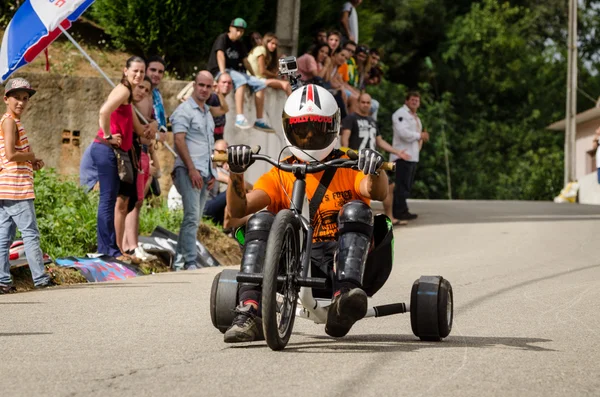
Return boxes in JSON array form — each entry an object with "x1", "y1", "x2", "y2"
[
  {"x1": 230, "y1": 18, "x2": 247, "y2": 29},
  {"x1": 4, "y1": 78, "x2": 36, "y2": 97}
]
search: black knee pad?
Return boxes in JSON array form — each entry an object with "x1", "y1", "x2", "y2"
[
  {"x1": 338, "y1": 200, "x2": 374, "y2": 236},
  {"x1": 336, "y1": 201, "x2": 374, "y2": 287},
  {"x1": 240, "y1": 211, "x2": 275, "y2": 275}
]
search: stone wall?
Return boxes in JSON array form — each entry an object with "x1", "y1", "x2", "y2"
[{"x1": 15, "y1": 72, "x2": 288, "y2": 194}]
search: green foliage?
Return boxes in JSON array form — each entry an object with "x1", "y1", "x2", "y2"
[
  {"x1": 33, "y1": 169, "x2": 183, "y2": 259},
  {"x1": 0, "y1": 1, "x2": 19, "y2": 29},
  {"x1": 34, "y1": 169, "x2": 98, "y2": 258},
  {"x1": 91, "y1": 0, "x2": 277, "y2": 72},
  {"x1": 138, "y1": 200, "x2": 183, "y2": 236}
]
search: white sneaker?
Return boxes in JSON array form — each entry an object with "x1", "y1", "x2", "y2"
[
  {"x1": 235, "y1": 116, "x2": 252, "y2": 130},
  {"x1": 134, "y1": 246, "x2": 158, "y2": 261}
]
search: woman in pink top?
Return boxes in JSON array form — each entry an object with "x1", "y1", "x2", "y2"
[
  {"x1": 90, "y1": 56, "x2": 155, "y2": 262},
  {"x1": 297, "y1": 43, "x2": 331, "y2": 84}
]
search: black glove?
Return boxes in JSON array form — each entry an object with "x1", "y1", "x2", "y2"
[
  {"x1": 228, "y1": 145, "x2": 255, "y2": 174},
  {"x1": 358, "y1": 148, "x2": 384, "y2": 175}
]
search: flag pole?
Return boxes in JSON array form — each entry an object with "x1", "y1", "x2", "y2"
[{"x1": 57, "y1": 25, "x2": 177, "y2": 158}]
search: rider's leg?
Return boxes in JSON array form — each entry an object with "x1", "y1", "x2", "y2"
[
  {"x1": 224, "y1": 211, "x2": 275, "y2": 343},
  {"x1": 326, "y1": 200, "x2": 374, "y2": 337},
  {"x1": 310, "y1": 241, "x2": 338, "y2": 299}
]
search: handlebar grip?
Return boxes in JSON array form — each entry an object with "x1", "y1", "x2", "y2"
[
  {"x1": 381, "y1": 162, "x2": 395, "y2": 172},
  {"x1": 345, "y1": 149, "x2": 395, "y2": 172},
  {"x1": 212, "y1": 153, "x2": 228, "y2": 162},
  {"x1": 345, "y1": 149, "x2": 359, "y2": 160},
  {"x1": 211, "y1": 145, "x2": 261, "y2": 163}
]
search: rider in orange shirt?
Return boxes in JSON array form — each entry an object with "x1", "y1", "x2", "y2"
[{"x1": 224, "y1": 84, "x2": 389, "y2": 343}]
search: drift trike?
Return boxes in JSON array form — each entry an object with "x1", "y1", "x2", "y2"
[{"x1": 210, "y1": 149, "x2": 453, "y2": 351}]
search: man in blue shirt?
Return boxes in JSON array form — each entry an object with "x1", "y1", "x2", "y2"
[
  {"x1": 169, "y1": 71, "x2": 216, "y2": 271},
  {"x1": 146, "y1": 56, "x2": 168, "y2": 134}
]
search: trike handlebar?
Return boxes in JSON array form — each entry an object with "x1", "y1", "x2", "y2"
[{"x1": 211, "y1": 146, "x2": 395, "y2": 173}]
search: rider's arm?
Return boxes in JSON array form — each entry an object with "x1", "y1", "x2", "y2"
[
  {"x1": 359, "y1": 172, "x2": 388, "y2": 201},
  {"x1": 226, "y1": 173, "x2": 271, "y2": 218}
]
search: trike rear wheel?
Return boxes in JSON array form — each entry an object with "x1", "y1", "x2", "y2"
[{"x1": 262, "y1": 210, "x2": 301, "y2": 351}]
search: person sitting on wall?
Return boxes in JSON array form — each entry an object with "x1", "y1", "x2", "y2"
[{"x1": 206, "y1": 18, "x2": 274, "y2": 132}]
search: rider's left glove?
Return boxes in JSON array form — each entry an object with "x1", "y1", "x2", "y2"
[
  {"x1": 358, "y1": 148, "x2": 384, "y2": 175},
  {"x1": 228, "y1": 145, "x2": 256, "y2": 174}
]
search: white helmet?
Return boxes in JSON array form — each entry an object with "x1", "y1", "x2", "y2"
[{"x1": 282, "y1": 84, "x2": 341, "y2": 162}]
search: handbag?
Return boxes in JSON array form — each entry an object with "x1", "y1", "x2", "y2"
[
  {"x1": 114, "y1": 148, "x2": 134, "y2": 184},
  {"x1": 97, "y1": 137, "x2": 134, "y2": 184}
]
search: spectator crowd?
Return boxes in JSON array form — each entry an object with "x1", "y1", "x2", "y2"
[{"x1": 0, "y1": 1, "x2": 430, "y2": 287}]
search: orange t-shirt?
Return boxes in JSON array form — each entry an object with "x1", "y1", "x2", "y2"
[
  {"x1": 337, "y1": 63, "x2": 350, "y2": 83},
  {"x1": 253, "y1": 156, "x2": 369, "y2": 242},
  {"x1": 0, "y1": 113, "x2": 34, "y2": 200}
]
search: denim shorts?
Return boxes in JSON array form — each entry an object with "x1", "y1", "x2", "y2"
[{"x1": 225, "y1": 69, "x2": 266, "y2": 93}]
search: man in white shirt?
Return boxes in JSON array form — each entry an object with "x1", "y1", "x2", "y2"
[
  {"x1": 389, "y1": 92, "x2": 429, "y2": 223},
  {"x1": 341, "y1": 0, "x2": 362, "y2": 43}
]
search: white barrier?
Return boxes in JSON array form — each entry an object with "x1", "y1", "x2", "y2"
[
  {"x1": 577, "y1": 171, "x2": 600, "y2": 205},
  {"x1": 222, "y1": 87, "x2": 289, "y2": 184}
]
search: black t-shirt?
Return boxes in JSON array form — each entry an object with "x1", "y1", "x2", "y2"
[
  {"x1": 207, "y1": 33, "x2": 248, "y2": 76},
  {"x1": 206, "y1": 93, "x2": 226, "y2": 135},
  {"x1": 341, "y1": 113, "x2": 380, "y2": 151}
]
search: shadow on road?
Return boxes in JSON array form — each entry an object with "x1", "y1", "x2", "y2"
[
  {"x1": 0, "y1": 301, "x2": 43, "y2": 305},
  {"x1": 229, "y1": 333, "x2": 554, "y2": 353},
  {"x1": 66, "y1": 284, "x2": 150, "y2": 289},
  {"x1": 459, "y1": 263, "x2": 600, "y2": 314},
  {"x1": 0, "y1": 332, "x2": 53, "y2": 337}
]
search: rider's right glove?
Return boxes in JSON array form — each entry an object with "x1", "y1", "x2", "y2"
[
  {"x1": 227, "y1": 144, "x2": 255, "y2": 174},
  {"x1": 358, "y1": 148, "x2": 384, "y2": 175}
]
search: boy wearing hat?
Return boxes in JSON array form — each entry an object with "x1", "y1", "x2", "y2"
[
  {"x1": 207, "y1": 18, "x2": 274, "y2": 132},
  {"x1": 0, "y1": 78, "x2": 54, "y2": 293}
]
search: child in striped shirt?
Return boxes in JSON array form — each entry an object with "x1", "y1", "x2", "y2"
[{"x1": 0, "y1": 78, "x2": 53, "y2": 293}]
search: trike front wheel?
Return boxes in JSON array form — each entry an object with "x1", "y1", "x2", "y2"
[{"x1": 262, "y1": 210, "x2": 301, "y2": 351}]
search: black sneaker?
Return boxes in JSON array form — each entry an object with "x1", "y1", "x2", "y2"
[
  {"x1": 224, "y1": 304, "x2": 264, "y2": 343},
  {"x1": 325, "y1": 288, "x2": 368, "y2": 338},
  {"x1": 397, "y1": 212, "x2": 418, "y2": 221},
  {"x1": 34, "y1": 279, "x2": 57, "y2": 289},
  {"x1": 0, "y1": 284, "x2": 16, "y2": 294}
]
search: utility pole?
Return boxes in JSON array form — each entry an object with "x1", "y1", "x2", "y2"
[
  {"x1": 565, "y1": 0, "x2": 577, "y2": 185},
  {"x1": 275, "y1": 0, "x2": 301, "y2": 56}
]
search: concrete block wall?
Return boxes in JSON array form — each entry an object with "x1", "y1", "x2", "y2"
[{"x1": 12, "y1": 72, "x2": 287, "y2": 192}]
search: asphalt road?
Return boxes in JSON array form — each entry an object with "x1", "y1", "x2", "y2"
[{"x1": 2, "y1": 200, "x2": 600, "y2": 396}]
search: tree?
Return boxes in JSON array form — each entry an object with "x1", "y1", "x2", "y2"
[{"x1": 91, "y1": 0, "x2": 276, "y2": 73}]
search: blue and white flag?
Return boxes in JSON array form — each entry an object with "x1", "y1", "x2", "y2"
[{"x1": 0, "y1": 0, "x2": 95, "y2": 83}]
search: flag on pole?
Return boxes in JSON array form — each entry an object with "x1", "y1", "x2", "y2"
[{"x1": 0, "y1": 0, "x2": 95, "y2": 83}]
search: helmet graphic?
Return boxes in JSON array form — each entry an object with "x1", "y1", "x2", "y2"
[{"x1": 282, "y1": 84, "x2": 341, "y2": 162}]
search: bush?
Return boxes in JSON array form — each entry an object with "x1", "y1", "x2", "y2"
[
  {"x1": 34, "y1": 169, "x2": 99, "y2": 258},
  {"x1": 33, "y1": 169, "x2": 183, "y2": 259}
]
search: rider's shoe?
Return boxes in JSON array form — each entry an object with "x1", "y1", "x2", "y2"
[
  {"x1": 325, "y1": 287, "x2": 368, "y2": 338},
  {"x1": 224, "y1": 303, "x2": 264, "y2": 343}
]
